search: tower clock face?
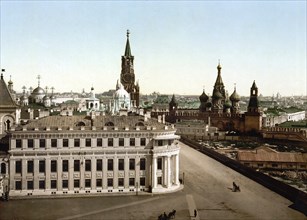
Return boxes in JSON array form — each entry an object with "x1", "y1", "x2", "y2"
[{"x1": 123, "y1": 74, "x2": 132, "y2": 83}]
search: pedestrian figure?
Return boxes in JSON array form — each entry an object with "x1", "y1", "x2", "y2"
[
  {"x1": 163, "y1": 212, "x2": 167, "y2": 219},
  {"x1": 194, "y1": 209, "x2": 197, "y2": 217}
]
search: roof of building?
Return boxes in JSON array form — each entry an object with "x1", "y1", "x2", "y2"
[
  {"x1": 0, "y1": 74, "x2": 17, "y2": 109},
  {"x1": 12, "y1": 115, "x2": 170, "y2": 131},
  {"x1": 237, "y1": 146, "x2": 307, "y2": 163},
  {"x1": 124, "y1": 30, "x2": 132, "y2": 57}
]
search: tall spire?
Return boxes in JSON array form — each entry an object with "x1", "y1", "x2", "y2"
[{"x1": 124, "y1": 29, "x2": 132, "y2": 57}]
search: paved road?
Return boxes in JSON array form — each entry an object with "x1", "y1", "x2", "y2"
[{"x1": 0, "y1": 142, "x2": 305, "y2": 220}]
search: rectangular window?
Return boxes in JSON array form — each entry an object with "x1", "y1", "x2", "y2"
[
  {"x1": 85, "y1": 160, "x2": 91, "y2": 171},
  {"x1": 62, "y1": 180, "x2": 68, "y2": 189},
  {"x1": 85, "y1": 179, "x2": 91, "y2": 188},
  {"x1": 140, "y1": 138, "x2": 146, "y2": 146},
  {"x1": 74, "y1": 139, "x2": 80, "y2": 147},
  {"x1": 63, "y1": 139, "x2": 69, "y2": 147},
  {"x1": 39, "y1": 160, "x2": 45, "y2": 173},
  {"x1": 74, "y1": 179, "x2": 80, "y2": 188},
  {"x1": 28, "y1": 139, "x2": 34, "y2": 148},
  {"x1": 27, "y1": 181, "x2": 34, "y2": 190},
  {"x1": 272, "y1": 164, "x2": 278, "y2": 168},
  {"x1": 119, "y1": 138, "x2": 124, "y2": 147},
  {"x1": 62, "y1": 160, "x2": 68, "y2": 172},
  {"x1": 118, "y1": 178, "x2": 124, "y2": 187},
  {"x1": 16, "y1": 161, "x2": 22, "y2": 173},
  {"x1": 168, "y1": 140, "x2": 172, "y2": 145},
  {"x1": 51, "y1": 160, "x2": 57, "y2": 172},
  {"x1": 39, "y1": 139, "x2": 46, "y2": 148},
  {"x1": 27, "y1": 160, "x2": 34, "y2": 173},
  {"x1": 157, "y1": 158, "x2": 162, "y2": 170},
  {"x1": 86, "y1": 138, "x2": 91, "y2": 147},
  {"x1": 96, "y1": 179, "x2": 102, "y2": 187},
  {"x1": 16, "y1": 139, "x2": 22, "y2": 148},
  {"x1": 97, "y1": 138, "x2": 102, "y2": 147},
  {"x1": 15, "y1": 181, "x2": 22, "y2": 190},
  {"x1": 118, "y1": 159, "x2": 124, "y2": 171},
  {"x1": 130, "y1": 138, "x2": 135, "y2": 146},
  {"x1": 107, "y1": 178, "x2": 113, "y2": 187},
  {"x1": 140, "y1": 158, "x2": 146, "y2": 170},
  {"x1": 108, "y1": 138, "x2": 113, "y2": 147},
  {"x1": 39, "y1": 180, "x2": 45, "y2": 189},
  {"x1": 51, "y1": 180, "x2": 57, "y2": 189},
  {"x1": 51, "y1": 139, "x2": 57, "y2": 148},
  {"x1": 140, "y1": 177, "x2": 145, "y2": 186},
  {"x1": 129, "y1": 159, "x2": 135, "y2": 170},
  {"x1": 107, "y1": 159, "x2": 113, "y2": 171},
  {"x1": 258, "y1": 163, "x2": 263, "y2": 167},
  {"x1": 158, "y1": 140, "x2": 163, "y2": 146},
  {"x1": 96, "y1": 159, "x2": 102, "y2": 171},
  {"x1": 129, "y1": 178, "x2": 135, "y2": 186},
  {"x1": 74, "y1": 160, "x2": 80, "y2": 172}
]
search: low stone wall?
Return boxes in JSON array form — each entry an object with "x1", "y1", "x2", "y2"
[{"x1": 181, "y1": 136, "x2": 307, "y2": 216}]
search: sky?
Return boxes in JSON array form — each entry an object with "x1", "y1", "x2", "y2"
[{"x1": 0, "y1": 1, "x2": 306, "y2": 96}]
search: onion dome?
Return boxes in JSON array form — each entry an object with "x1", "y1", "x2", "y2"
[
  {"x1": 224, "y1": 99, "x2": 232, "y2": 108},
  {"x1": 32, "y1": 86, "x2": 45, "y2": 95},
  {"x1": 230, "y1": 87, "x2": 240, "y2": 102},
  {"x1": 20, "y1": 93, "x2": 28, "y2": 102},
  {"x1": 199, "y1": 90, "x2": 209, "y2": 102}
]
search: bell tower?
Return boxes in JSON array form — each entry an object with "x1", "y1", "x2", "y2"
[
  {"x1": 245, "y1": 81, "x2": 262, "y2": 134},
  {"x1": 120, "y1": 30, "x2": 140, "y2": 107}
]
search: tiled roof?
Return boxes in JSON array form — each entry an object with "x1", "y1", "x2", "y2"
[
  {"x1": 237, "y1": 147, "x2": 307, "y2": 163},
  {"x1": 0, "y1": 76, "x2": 17, "y2": 109}
]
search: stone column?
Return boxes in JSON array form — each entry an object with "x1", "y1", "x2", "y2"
[
  {"x1": 163, "y1": 156, "x2": 167, "y2": 186},
  {"x1": 57, "y1": 158, "x2": 62, "y2": 191},
  {"x1": 68, "y1": 158, "x2": 74, "y2": 190},
  {"x1": 124, "y1": 156, "x2": 129, "y2": 188},
  {"x1": 33, "y1": 159, "x2": 39, "y2": 190},
  {"x1": 152, "y1": 156, "x2": 157, "y2": 189},
  {"x1": 9, "y1": 159, "x2": 15, "y2": 190},
  {"x1": 80, "y1": 158, "x2": 84, "y2": 190},
  {"x1": 167, "y1": 155, "x2": 171, "y2": 188},
  {"x1": 91, "y1": 158, "x2": 96, "y2": 189},
  {"x1": 103, "y1": 158, "x2": 107, "y2": 189},
  {"x1": 45, "y1": 157, "x2": 50, "y2": 190},
  {"x1": 113, "y1": 157, "x2": 118, "y2": 189},
  {"x1": 174, "y1": 154, "x2": 179, "y2": 185}
]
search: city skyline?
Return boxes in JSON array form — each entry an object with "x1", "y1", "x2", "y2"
[{"x1": 0, "y1": 1, "x2": 306, "y2": 96}]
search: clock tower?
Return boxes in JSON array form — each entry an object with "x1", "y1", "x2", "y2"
[{"x1": 120, "y1": 30, "x2": 140, "y2": 107}]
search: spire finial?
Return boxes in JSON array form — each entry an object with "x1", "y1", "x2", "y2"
[
  {"x1": 127, "y1": 29, "x2": 130, "y2": 38},
  {"x1": 203, "y1": 85, "x2": 205, "y2": 92},
  {"x1": 37, "y1": 75, "x2": 41, "y2": 87},
  {"x1": 217, "y1": 59, "x2": 222, "y2": 70},
  {"x1": 234, "y1": 83, "x2": 236, "y2": 90}
]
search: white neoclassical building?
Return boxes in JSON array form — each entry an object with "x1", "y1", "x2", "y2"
[{"x1": 8, "y1": 113, "x2": 180, "y2": 197}]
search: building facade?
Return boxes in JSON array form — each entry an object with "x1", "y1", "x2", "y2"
[{"x1": 8, "y1": 115, "x2": 180, "y2": 197}]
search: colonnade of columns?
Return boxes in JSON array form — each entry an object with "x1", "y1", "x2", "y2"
[{"x1": 151, "y1": 153, "x2": 180, "y2": 192}]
